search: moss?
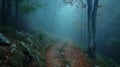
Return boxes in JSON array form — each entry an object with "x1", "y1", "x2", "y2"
[
  {"x1": 0, "y1": 47, "x2": 7, "y2": 58},
  {"x1": 39, "y1": 55, "x2": 46, "y2": 62},
  {"x1": 87, "y1": 56, "x2": 112, "y2": 67},
  {"x1": 17, "y1": 42, "x2": 27, "y2": 53},
  {"x1": 37, "y1": 60, "x2": 46, "y2": 67},
  {"x1": 87, "y1": 57, "x2": 96, "y2": 66},
  {"x1": 19, "y1": 5, "x2": 36, "y2": 13},
  {"x1": 31, "y1": 50, "x2": 46, "y2": 67},
  {"x1": 0, "y1": 27, "x2": 55, "y2": 67},
  {"x1": 104, "y1": 38, "x2": 120, "y2": 63},
  {"x1": 96, "y1": 59, "x2": 110, "y2": 67},
  {"x1": 33, "y1": 50, "x2": 46, "y2": 62},
  {"x1": 10, "y1": 50, "x2": 25, "y2": 67}
]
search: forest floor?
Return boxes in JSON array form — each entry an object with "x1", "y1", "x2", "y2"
[{"x1": 46, "y1": 40, "x2": 89, "y2": 67}]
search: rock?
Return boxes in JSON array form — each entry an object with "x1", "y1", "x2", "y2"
[
  {"x1": 20, "y1": 41, "x2": 38, "y2": 64},
  {"x1": 25, "y1": 50, "x2": 35, "y2": 63},
  {"x1": 60, "y1": 53, "x2": 64, "y2": 55},
  {"x1": 19, "y1": 41, "x2": 36, "y2": 62},
  {"x1": 0, "y1": 33, "x2": 10, "y2": 46},
  {"x1": 95, "y1": 65, "x2": 99, "y2": 67},
  {"x1": 35, "y1": 55, "x2": 40, "y2": 62},
  {"x1": 20, "y1": 41, "x2": 27, "y2": 48},
  {"x1": 27, "y1": 37, "x2": 33, "y2": 46},
  {"x1": 66, "y1": 64, "x2": 70, "y2": 67},
  {"x1": 15, "y1": 31, "x2": 25, "y2": 36},
  {"x1": 25, "y1": 47, "x2": 36, "y2": 62},
  {"x1": 9, "y1": 43, "x2": 17, "y2": 52}
]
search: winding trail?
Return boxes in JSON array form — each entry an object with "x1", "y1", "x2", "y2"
[{"x1": 46, "y1": 41, "x2": 89, "y2": 67}]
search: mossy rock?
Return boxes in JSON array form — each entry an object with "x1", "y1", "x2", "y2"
[{"x1": 16, "y1": 43, "x2": 26, "y2": 53}]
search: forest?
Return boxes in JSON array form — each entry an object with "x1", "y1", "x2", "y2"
[{"x1": 0, "y1": 0, "x2": 120, "y2": 67}]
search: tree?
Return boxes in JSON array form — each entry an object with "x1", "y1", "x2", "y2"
[
  {"x1": 62, "y1": 0, "x2": 99, "y2": 58},
  {"x1": 1, "y1": 0, "x2": 7, "y2": 25},
  {"x1": 0, "y1": 0, "x2": 46, "y2": 31},
  {"x1": 87, "y1": 0, "x2": 99, "y2": 59}
]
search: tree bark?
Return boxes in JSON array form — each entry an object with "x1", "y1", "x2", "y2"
[
  {"x1": 87, "y1": 0, "x2": 99, "y2": 59},
  {"x1": 1, "y1": 0, "x2": 6, "y2": 25}
]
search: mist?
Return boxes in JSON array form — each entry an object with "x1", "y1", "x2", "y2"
[
  {"x1": 0, "y1": 0, "x2": 120, "y2": 66},
  {"x1": 25, "y1": 0, "x2": 120, "y2": 47}
]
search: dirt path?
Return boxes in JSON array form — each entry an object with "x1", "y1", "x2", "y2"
[
  {"x1": 64, "y1": 45, "x2": 88, "y2": 67},
  {"x1": 46, "y1": 42, "x2": 66, "y2": 67},
  {"x1": 46, "y1": 41, "x2": 89, "y2": 67}
]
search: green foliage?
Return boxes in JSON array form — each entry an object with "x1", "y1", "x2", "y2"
[
  {"x1": 107, "y1": 38, "x2": 120, "y2": 51},
  {"x1": 19, "y1": 1, "x2": 47, "y2": 13},
  {"x1": 104, "y1": 37, "x2": 120, "y2": 64},
  {"x1": 37, "y1": 31, "x2": 47, "y2": 41},
  {"x1": 19, "y1": 5, "x2": 36, "y2": 13},
  {"x1": 32, "y1": 2, "x2": 48, "y2": 8},
  {"x1": 96, "y1": 59, "x2": 110, "y2": 67},
  {"x1": 10, "y1": 50, "x2": 25, "y2": 67},
  {"x1": 38, "y1": 32, "x2": 46, "y2": 38},
  {"x1": 87, "y1": 56, "x2": 111, "y2": 67},
  {"x1": 0, "y1": 27, "x2": 56, "y2": 67}
]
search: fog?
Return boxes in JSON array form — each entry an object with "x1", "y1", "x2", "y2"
[
  {"x1": 25, "y1": 0, "x2": 120, "y2": 48},
  {"x1": 0, "y1": 0, "x2": 120, "y2": 66}
]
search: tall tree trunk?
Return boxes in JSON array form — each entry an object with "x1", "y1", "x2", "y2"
[
  {"x1": 6, "y1": 0, "x2": 11, "y2": 25},
  {"x1": 87, "y1": 0, "x2": 99, "y2": 59},
  {"x1": 91, "y1": 0, "x2": 99, "y2": 59},
  {"x1": 87, "y1": 0, "x2": 93, "y2": 57},
  {"x1": 16, "y1": 0, "x2": 19, "y2": 20},
  {"x1": 1, "y1": 0, "x2": 11, "y2": 26},
  {"x1": 1, "y1": 0, "x2": 6, "y2": 25},
  {"x1": 15, "y1": 0, "x2": 19, "y2": 28}
]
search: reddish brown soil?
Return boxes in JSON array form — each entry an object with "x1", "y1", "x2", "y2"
[
  {"x1": 46, "y1": 41, "x2": 89, "y2": 67},
  {"x1": 46, "y1": 45, "x2": 66, "y2": 67},
  {"x1": 64, "y1": 45, "x2": 88, "y2": 67}
]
